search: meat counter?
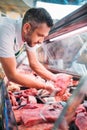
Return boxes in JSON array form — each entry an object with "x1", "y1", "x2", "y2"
[
  {"x1": 0, "y1": 3, "x2": 87, "y2": 130},
  {"x1": 0, "y1": 62, "x2": 86, "y2": 130}
]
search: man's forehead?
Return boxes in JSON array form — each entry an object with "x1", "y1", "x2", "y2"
[{"x1": 38, "y1": 23, "x2": 49, "y2": 28}]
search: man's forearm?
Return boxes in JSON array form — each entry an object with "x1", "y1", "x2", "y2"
[
  {"x1": 8, "y1": 71, "x2": 56, "y2": 92},
  {"x1": 26, "y1": 48, "x2": 56, "y2": 82},
  {"x1": 31, "y1": 62, "x2": 56, "y2": 81},
  {"x1": 9, "y1": 71, "x2": 46, "y2": 90}
]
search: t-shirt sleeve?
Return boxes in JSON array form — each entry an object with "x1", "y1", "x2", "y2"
[{"x1": 0, "y1": 24, "x2": 15, "y2": 57}]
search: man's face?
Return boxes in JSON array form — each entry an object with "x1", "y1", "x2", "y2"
[{"x1": 24, "y1": 23, "x2": 51, "y2": 47}]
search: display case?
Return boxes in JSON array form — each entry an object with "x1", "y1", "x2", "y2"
[
  {"x1": 0, "y1": 3, "x2": 87, "y2": 130},
  {"x1": 38, "y1": 3, "x2": 87, "y2": 76}
]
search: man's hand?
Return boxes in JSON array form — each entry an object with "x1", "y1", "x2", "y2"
[
  {"x1": 55, "y1": 73, "x2": 72, "y2": 81},
  {"x1": 45, "y1": 80, "x2": 61, "y2": 93}
]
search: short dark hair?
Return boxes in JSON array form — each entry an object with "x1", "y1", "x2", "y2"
[{"x1": 22, "y1": 7, "x2": 53, "y2": 28}]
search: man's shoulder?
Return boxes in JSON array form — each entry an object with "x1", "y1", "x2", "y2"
[
  {"x1": 0, "y1": 17, "x2": 16, "y2": 24},
  {"x1": 0, "y1": 17, "x2": 16, "y2": 31}
]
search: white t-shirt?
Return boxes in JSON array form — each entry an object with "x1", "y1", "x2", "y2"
[{"x1": 0, "y1": 17, "x2": 24, "y2": 57}]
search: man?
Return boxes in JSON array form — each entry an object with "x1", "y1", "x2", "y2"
[{"x1": 0, "y1": 8, "x2": 57, "y2": 92}]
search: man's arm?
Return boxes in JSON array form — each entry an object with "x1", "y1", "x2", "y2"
[
  {"x1": 26, "y1": 49, "x2": 56, "y2": 82},
  {"x1": 0, "y1": 57, "x2": 56, "y2": 92}
]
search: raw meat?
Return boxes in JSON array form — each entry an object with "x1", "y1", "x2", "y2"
[
  {"x1": 75, "y1": 112, "x2": 87, "y2": 130},
  {"x1": 18, "y1": 123, "x2": 54, "y2": 130},
  {"x1": 20, "y1": 103, "x2": 62, "y2": 127},
  {"x1": 55, "y1": 73, "x2": 72, "y2": 95}
]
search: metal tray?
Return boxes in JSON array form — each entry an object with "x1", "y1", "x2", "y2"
[{"x1": 0, "y1": 79, "x2": 18, "y2": 130}]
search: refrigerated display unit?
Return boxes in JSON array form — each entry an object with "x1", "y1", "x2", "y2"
[{"x1": 0, "y1": 3, "x2": 87, "y2": 130}]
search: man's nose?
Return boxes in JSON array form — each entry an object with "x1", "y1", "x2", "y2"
[{"x1": 39, "y1": 37, "x2": 44, "y2": 43}]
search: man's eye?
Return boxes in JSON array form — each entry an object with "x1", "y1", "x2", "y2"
[
  {"x1": 38, "y1": 35, "x2": 42, "y2": 37},
  {"x1": 37, "y1": 34, "x2": 44, "y2": 37}
]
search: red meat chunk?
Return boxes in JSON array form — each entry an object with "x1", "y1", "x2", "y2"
[{"x1": 75, "y1": 112, "x2": 87, "y2": 130}]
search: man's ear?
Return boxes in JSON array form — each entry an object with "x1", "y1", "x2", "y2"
[{"x1": 23, "y1": 23, "x2": 31, "y2": 34}]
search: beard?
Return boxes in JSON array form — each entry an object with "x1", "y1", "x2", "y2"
[
  {"x1": 24, "y1": 30, "x2": 33, "y2": 47},
  {"x1": 24, "y1": 28, "x2": 39, "y2": 47},
  {"x1": 26, "y1": 38, "x2": 32, "y2": 47}
]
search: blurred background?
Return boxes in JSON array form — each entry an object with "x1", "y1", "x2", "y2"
[{"x1": 0, "y1": 0, "x2": 86, "y2": 20}]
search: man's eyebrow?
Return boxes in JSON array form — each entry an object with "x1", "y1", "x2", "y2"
[{"x1": 37, "y1": 33, "x2": 45, "y2": 37}]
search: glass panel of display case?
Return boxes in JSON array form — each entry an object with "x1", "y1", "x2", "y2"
[{"x1": 37, "y1": 27, "x2": 87, "y2": 76}]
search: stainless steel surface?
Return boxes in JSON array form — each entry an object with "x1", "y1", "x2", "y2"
[
  {"x1": 0, "y1": 80, "x2": 18, "y2": 130},
  {"x1": 45, "y1": 4, "x2": 87, "y2": 41}
]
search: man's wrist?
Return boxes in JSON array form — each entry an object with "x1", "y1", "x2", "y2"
[
  {"x1": 50, "y1": 74, "x2": 57, "y2": 82},
  {"x1": 43, "y1": 84, "x2": 46, "y2": 90}
]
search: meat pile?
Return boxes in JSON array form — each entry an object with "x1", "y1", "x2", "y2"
[
  {"x1": 7, "y1": 64, "x2": 86, "y2": 130},
  {"x1": 74, "y1": 103, "x2": 87, "y2": 130},
  {"x1": 8, "y1": 88, "x2": 63, "y2": 129}
]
